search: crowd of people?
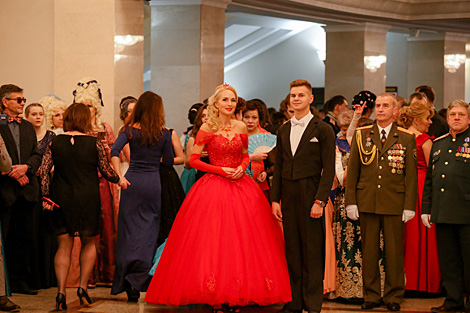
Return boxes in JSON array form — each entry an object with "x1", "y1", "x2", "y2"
[{"x1": 0, "y1": 78, "x2": 468, "y2": 313}]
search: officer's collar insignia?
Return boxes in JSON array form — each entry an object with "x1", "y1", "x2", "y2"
[{"x1": 464, "y1": 137, "x2": 470, "y2": 148}]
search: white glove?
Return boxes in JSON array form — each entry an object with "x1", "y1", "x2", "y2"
[
  {"x1": 402, "y1": 210, "x2": 415, "y2": 223},
  {"x1": 346, "y1": 205, "x2": 359, "y2": 220},
  {"x1": 421, "y1": 214, "x2": 432, "y2": 228}
]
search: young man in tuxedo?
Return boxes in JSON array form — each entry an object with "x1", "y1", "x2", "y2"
[
  {"x1": 272, "y1": 79, "x2": 336, "y2": 313},
  {"x1": 0, "y1": 84, "x2": 42, "y2": 296}
]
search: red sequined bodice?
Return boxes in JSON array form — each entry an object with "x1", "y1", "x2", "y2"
[{"x1": 195, "y1": 130, "x2": 248, "y2": 168}]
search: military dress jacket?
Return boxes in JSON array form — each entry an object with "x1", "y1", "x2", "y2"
[
  {"x1": 345, "y1": 123, "x2": 418, "y2": 215},
  {"x1": 422, "y1": 127, "x2": 470, "y2": 224}
]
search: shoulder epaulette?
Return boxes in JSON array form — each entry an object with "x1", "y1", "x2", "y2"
[
  {"x1": 356, "y1": 125, "x2": 373, "y2": 131},
  {"x1": 397, "y1": 126, "x2": 414, "y2": 135},
  {"x1": 433, "y1": 133, "x2": 449, "y2": 142}
]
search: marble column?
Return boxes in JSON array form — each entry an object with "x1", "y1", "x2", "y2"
[
  {"x1": 149, "y1": 0, "x2": 230, "y2": 134},
  {"x1": 324, "y1": 23, "x2": 390, "y2": 102},
  {"x1": 0, "y1": 0, "x2": 144, "y2": 131},
  {"x1": 407, "y1": 32, "x2": 468, "y2": 109}
]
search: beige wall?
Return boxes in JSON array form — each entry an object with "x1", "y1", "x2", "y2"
[
  {"x1": 0, "y1": 0, "x2": 55, "y2": 104},
  {"x1": 0, "y1": 0, "x2": 144, "y2": 132}
]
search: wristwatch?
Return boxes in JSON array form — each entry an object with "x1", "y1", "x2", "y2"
[{"x1": 314, "y1": 200, "x2": 326, "y2": 207}]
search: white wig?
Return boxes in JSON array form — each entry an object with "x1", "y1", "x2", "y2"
[
  {"x1": 39, "y1": 94, "x2": 67, "y2": 131},
  {"x1": 72, "y1": 77, "x2": 104, "y2": 131}
]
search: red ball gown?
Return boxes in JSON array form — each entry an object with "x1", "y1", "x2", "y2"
[
  {"x1": 145, "y1": 130, "x2": 291, "y2": 306},
  {"x1": 403, "y1": 133, "x2": 441, "y2": 292}
]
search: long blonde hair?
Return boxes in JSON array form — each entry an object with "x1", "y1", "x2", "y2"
[{"x1": 206, "y1": 84, "x2": 238, "y2": 132}]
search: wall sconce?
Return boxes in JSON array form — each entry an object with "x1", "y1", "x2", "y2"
[
  {"x1": 114, "y1": 35, "x2": 144, "y2": 53},
  {"x1": 364, "y1": 55, "x2": 387, "y2": 73},
  {"x1": 444, "y1": 54, "x2": 466, "y2": 73}
]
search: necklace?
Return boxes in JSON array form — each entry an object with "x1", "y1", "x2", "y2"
[{"x1": 220, "y1": 122, "x2": 232, "y2": 132}]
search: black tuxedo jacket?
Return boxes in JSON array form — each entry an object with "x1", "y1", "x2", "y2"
[
  {"x1": 271, "y1": 116, "x2": 336, "y2": 204},
  {"x1": 0, "y1": 119, "x2": 41, "y2": 207}
]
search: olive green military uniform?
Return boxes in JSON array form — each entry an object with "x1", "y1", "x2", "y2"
[
  {"x1": 422, "y1": 127, "x2": 470, "y2": 310},
  {"x1": 345, "y1": 123, "x2": 418, "y2": 304}
]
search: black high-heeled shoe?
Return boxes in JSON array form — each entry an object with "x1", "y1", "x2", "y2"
[
  {"x1": 55, "y1": 292, "x2": 67, "y2": 311},
  {"x1": 77, "y1": 287, "x2": 92, "y2": 305},
  {"x1": 125, "y1": 285, "x2": 140, "y2": 302}
]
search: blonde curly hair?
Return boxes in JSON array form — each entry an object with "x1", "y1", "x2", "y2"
[
  {"x1": 206, "y1": 84, "x2": 238, "y2": 132},
  {"x1": 39, "y1": 95, "x2": 67, "y2": 131},
  {"x1": 72, "y1": 77, "x2": 104, "y2": 132},
  {"x1": 398, "y1": 99, "x2": 434, "y2": 129}
]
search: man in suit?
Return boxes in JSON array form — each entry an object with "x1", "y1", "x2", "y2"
[
  {"x1": 421, "y1": 99, "x2": 470, "y2": 312},
  {"x1": 0, "y1": 84, "x2": 41, "y2": 295},
  {"x1": 414, "y1": 85, "x2": 449, "y2": 138},
  {"x1": 272, "y1": 79, "x2": 336, "y2": 313},
  {"x1": 345, "y1": 93, "x2": 418, "y2": 312}
]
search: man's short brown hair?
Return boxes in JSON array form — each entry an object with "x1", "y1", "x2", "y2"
[
  {"x1": 0, "y1": 84, "x2": 23, "y2": 110},
  {"x1": 416, "y1": 85, "x2": 435, "y2": 103},
  {"x1": 290, "y1": 79, "x2": 312, "y2": 91}
]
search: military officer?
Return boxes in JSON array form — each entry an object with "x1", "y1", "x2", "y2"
[
  {"x1": 345, "y1": 93, "x2": 418, "y2": 312},
  {"x1": 422, "y1": 99, "x2": 470, "y2": 313}
]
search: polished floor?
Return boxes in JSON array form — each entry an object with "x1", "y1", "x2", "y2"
[{"x1": 9, "y1": 287, "x2": 445, "y2": 313}]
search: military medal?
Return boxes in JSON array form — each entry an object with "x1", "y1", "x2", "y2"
[
  {"x1": 365, "y1": 136, "x2": 372, "y2": 148},
  {"x1": 392, "y1": 168, "x2": 396, "y2": 173},
  {"x1": 464, "y1": 137, "x2": 470, "y2": 148}
]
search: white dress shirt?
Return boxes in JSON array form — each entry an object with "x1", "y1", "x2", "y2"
[
  {"x1": 377, "y1": 123, "x2": 393, "y2": 141},
  {"x1": 290, "y1": 112, "x2": 313, "y2": 156}
]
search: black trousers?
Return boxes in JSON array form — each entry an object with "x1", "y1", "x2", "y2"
[
  {"x1": 281, "y1": 178, "x2": 325, "y2": 312},
  {"x1": 0, "y1": 196, "x2": 36, "y2": 285},
  {"x1": 436, "y1": 223, "x2": 470, "y2": 309}
]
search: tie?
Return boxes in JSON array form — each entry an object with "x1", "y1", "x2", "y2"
[
  {"x1": 381, "y1": 129, "x2": 387, "y2": 147},
  {"x1": 291, "y1": 119, "x2": 304, "y2": 127},
  {"x1": 8, "y1": 116, "x2": 21, "y2": 124}
]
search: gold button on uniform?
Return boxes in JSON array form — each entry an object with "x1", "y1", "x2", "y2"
[
  {"x1": 445, "y1": 162, "x2": 449, "y2": 165},
  {"x1": 379, "y1": 166, "x2": 382, "y2": 169},
  {"x1": 378, "y1": 185, "x2": 381, "y2": 188},
  {"x1": 381, "y1": 157, "x2": 384, "y2": 160},
  {"x1": 378, "y1": 175, "x2": 382, "y2": 179},
  {"x1": 448, "y1": 149, "x2": 452, "y2": 153},
  {"x1": 441, "y1": 188, "x2": 445, "y2": 192},
  {"x1": 442, "y1": 174, "x2": 445, "y2": 178}
]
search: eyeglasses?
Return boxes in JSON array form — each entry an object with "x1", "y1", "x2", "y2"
[{"x1": 6, "y1": 97, "x2": 27, "y2": 104}]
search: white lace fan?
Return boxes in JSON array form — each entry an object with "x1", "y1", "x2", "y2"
[{"x1": 248, "y1": 133, "x2": 277, "y2": 154}]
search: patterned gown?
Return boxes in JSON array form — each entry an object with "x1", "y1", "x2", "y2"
[{"x1": 330, "y1": 138, "x2": 385, "y2": 299}]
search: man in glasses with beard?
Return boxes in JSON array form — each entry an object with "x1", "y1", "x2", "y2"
[{"x1": 0, "y1": 84, "x2": 41, "y2": 305}]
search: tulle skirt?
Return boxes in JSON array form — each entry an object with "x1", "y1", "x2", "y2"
[{"x1": 145, "y1": 173, "x2": 291, "y2": 306}]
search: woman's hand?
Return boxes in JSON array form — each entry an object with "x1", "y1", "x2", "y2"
[
  {"x1": 353, "y1": 102, "x2": 367, "y2": 116},
  {"x1": 229, "y1": 166, "x2": 244, "y2": 180},
  {"x1": 256, "y1": 171, "x2": 267, "y2": 183},
  {"x1": 222, "y1": 167, "x2": 236, "y2": 177},
  {"x1": 201, "y1": 150, "x2": 209, "y2": 158},
  {"x1": 250, "y1": 152, "x2": 268, "y2": 162},
  {"x1": 118, "y1": 176, "x2": 131, "y2": 189}
]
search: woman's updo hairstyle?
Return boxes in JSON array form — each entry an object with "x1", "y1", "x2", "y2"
[{"x1": 398, "y1": 99, "x2": 434, "y2": 129}]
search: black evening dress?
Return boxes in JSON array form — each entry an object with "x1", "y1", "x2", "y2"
[{"x1": 40, "y1": 135, "x2": 119, "y2": 237}]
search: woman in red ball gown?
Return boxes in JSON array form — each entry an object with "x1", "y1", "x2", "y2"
[
  {"x1": 399, "y1": 99, "x2": 441, "y2": 293},
  {"x1": 145, "y1": 84, "x2": 291, "y2": 312}
]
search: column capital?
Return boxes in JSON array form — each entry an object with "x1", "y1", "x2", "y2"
[
  {"x1": 148, "y1": 0, "x2": 231, "y2": 9},
  {"x1": 323, "y1": 22, "x2": 391, "y2": 34}
]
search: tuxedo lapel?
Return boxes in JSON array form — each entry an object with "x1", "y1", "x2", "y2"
[
  {"x1": 0, "y1": 124, "x2": 18, "y2": 163},
  {"x1": 295, "y1": 118, "x2": 317, "y2": 156},
  {"x1": 284, "y1": 122, "x2": 293, "y2": 157}
]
